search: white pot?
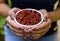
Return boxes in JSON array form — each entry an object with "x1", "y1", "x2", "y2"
[{"x1": 14, "y1": 8, "x2": 44, "y2": 30}]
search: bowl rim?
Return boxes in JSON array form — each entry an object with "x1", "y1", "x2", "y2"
[{"x1": 14, "y1": 8, "x2": 44, "y2": 28}]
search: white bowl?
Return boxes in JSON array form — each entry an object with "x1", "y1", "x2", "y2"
[{"x1": 14, "y1": 8, "x2": 44, "y2": 29}]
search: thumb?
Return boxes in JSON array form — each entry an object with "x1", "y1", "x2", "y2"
[{"x1": 8, "y1": 7, "x2": 21, "y2": 19}]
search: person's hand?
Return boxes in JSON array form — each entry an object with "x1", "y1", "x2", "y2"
[
  {"x1": 29, "y1": 9, "x2": 52, "y2": 39},
  {"x1": 6, "y1": 8, "x2": 26, "y2": 38}
]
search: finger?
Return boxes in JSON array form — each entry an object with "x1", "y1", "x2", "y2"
[
  {"x1": 9, "y1": 7, "x2": 21, "y2": 15},
  {"x1": 8, "y1": 11, "x2": 15, "y2": 20},
  {"x1": 39, "y1": 9, "x2": 48, "y2": 17},
  {"x1": 10, "y1": 7, "x2": 21, "y2": 13},
  {"x1": 6, "y1": 23, "x2": 24, "y2": 34},
  {"x1": 25, "y1": 34, "x2": 31, "y2": 38},
  {"x1": 8, "y1": 7, "x2": 21, "y2": 19},
  {"x1": 12, "y1": 31, "x2": 24, "y2": 38},
  {"x1": 32, "y1": 27, "x2": 49, "y2": 37},
  {"x1": 39, "y1": 9, "x2": 48, "y2": 22},
  {"x1": 28, "y1": 24, "x2": 50, "y2": 32},
  {"x1": 32, "y1": 25, "x2": 51, "y2": 34},
  {"x1": 32, "y1": 30, "x2": 48, "y2": 37},
  {"x1": 31, "y1": 29, "x2": 49, "y2": 39},
  {"x1": 28, "y1": 19, "x2": 51, "y2": 32},
  {"x1": 32, "y1": 19, "x2": 51, "y2": 31},
  {"x1": 6, "y1": 16, "x2": 24, "y2": 30}
]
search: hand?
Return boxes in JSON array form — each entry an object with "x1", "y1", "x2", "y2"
[
  {"x1": 6, "y1": 8, "x2": 26, "y2": 38},
  {"x1": 29, "y1": 9, "x2": 52, "y2": 39}
]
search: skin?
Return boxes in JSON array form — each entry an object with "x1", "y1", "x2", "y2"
[{"x1": 0, "y1": 0, "x2": 60, "y2": 39}]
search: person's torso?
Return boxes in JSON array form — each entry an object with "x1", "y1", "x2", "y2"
[{"x1": 6, "y1": 0, "x2": 58, "y2": 36}]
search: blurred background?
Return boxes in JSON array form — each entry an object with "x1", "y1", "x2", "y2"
[{"x1": 0, "y1": 15, "x2": 5, "y2": 41}]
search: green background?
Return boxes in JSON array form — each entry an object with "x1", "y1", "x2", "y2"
[{"x1": 0, "y1": 15, "x2": 5, "y2": 41}]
